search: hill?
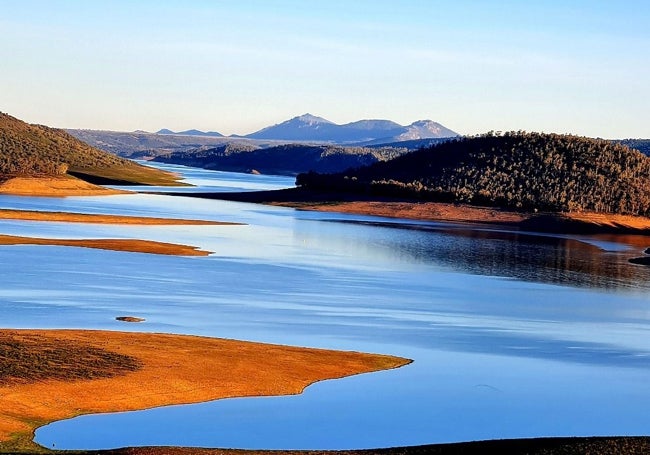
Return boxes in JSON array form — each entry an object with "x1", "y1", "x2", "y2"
[
  {"x1": 152, "y1": 143, "x2": 410, "y2": 175},
  {"x1": 296, "y1": 131, "x2": 650, "y2": 217},
  {"x1": 615, "y1": 139, "x2": 650, "y2": 156},
  {"x1": 0, "y1": 113, "x2": 180, "y2": 186},
  {"x1": 66, "y1": 129, "x2": 295, "y2": 159},
  {"x1": 245, "y1": 113, "x2": 458, "y2": 143}
]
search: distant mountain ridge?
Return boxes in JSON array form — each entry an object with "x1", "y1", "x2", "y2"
[
  {"x1": 244, "y1": 113, "x2": 458, "y2": 143},
  {"x1": 157, "y1": 128, "x2": 224, "y2": 137},
  {"x1": 152, "y1": 114, "x2": 458, "y2": 145}
]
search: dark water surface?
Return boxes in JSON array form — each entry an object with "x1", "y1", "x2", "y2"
[{"x1": 1, "y1": 163, "x2": 648, "y2": 449}]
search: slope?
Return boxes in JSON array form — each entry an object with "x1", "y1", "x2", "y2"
[{"x1": 0, "y1": 112, "x2": 180, "y2": 186}]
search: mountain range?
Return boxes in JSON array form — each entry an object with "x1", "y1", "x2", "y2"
[
  {"x1": 156, "y1": 114, "x2": 458, "y2": 144},
  {"x1": 157, "y1": 128, "x2": 224, "y2": 138}
]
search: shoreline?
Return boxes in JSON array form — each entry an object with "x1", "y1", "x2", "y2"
[
  {"x1": 0, "y1": 329, "x2": 409, "y2": 453},
  {"x1": 154, "y1": 187, "x2": 650, "y2": 236}
]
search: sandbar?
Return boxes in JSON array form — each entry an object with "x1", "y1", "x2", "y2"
[
  {"x1": 0, "y1": 234, "x2": 212, "y2": 256},
  {"x1": 0, "y1": 329, "x2": 409, "y2": 452},
  {"x1": 0, "y1": 209, "x2": 242, "y2": 226}
]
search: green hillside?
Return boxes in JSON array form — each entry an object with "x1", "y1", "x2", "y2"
[
  {"x1": 0, "y1": 112, "x2": 180, "y2": 185},
  {"x1": 297, "y1": 131, "x2": 650, "y2": 216}
]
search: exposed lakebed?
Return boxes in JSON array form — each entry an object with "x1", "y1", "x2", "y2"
[{"x1": 0, "y1": 163, "x2": 648, "y2": 450}]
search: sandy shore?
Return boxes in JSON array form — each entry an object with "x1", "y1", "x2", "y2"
[
  {"x1": 0, "y1": 329, "x2": 409, "y2": 453},
  {"x1": 166, "y1": 188, "x2": 650, "y2": 235},
  {"x1": 0, "y1": 208, "x2": 242, "y2": 226},
  {"x1": 0, "y1": 234, "x2": 212, "y2": 256}
]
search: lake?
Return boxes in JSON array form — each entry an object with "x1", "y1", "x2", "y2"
[{"x1": 1, "y1": 163, "x2": 648, "y2": 450}]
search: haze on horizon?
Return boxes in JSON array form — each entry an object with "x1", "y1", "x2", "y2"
[{"x1": 1, "y1": 0, "x2": 648, "y2": 139}]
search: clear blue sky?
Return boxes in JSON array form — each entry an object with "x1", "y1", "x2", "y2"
[{"x1": 1, "y1": 0, "x2": 648, "y2": 138}]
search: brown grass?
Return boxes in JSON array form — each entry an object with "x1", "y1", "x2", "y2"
[
  {"x1": 0, "y1": 209, "x2": 241, "y2": 226},
  {"x1": 0, "y1": 329, "x2": 410, "y2": 452},
  {"x1": 0, "y1": 234, "x2": 212, "y2": 256},
  {"x1": 0, "y1": 176, "x2": 128, "y2": 197}
]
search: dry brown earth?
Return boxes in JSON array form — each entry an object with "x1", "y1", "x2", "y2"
[
  {"x1": 0, "y1": 209, "x2": 240, "y2": 226},
  {"x1": 0, "y1": 177, "x2": 128, "y2": 196},
  {"x1": 0, "y1": 234, "x2": 212, "y2": 256}
]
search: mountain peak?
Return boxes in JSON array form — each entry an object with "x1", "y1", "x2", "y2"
[
  {"x1": 396, "y1": 120, "x2": 459, "y2": 141},
  {"x1": 293, "y1": 113, "x2": 335, "y2": 125}
]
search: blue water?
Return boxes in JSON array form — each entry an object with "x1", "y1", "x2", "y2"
[{"x1": 1, "y1": 163, "x2": 649, "y2": 449}]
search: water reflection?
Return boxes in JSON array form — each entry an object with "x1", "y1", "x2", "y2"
[{"x1": 322, "y1": 219, "x2": 650, "y2": 290}]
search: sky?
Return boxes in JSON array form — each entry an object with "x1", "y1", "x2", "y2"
[{"x1": 1, "y1": 0, "x2": 649, "y2": 138}]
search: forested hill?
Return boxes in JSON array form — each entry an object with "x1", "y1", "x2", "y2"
[
  {"x1": 616, "y1": 139, "x2": 650, "y2": 156},
  {"x1": 0, "y1": 112, "x2": 179, "y2": 185},
  {"x1": 297, "y1": 131, "x2": 650, "y2": 217},
  {"x1": 153, "y1": 143, "x2": 409, "y2": 176}
]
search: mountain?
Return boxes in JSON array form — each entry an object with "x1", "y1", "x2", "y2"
[
  {"x1": 245, "y1": 114, "x2": 458, "y2": 143},
  {"x1": 245, "y1": 114, "x2": 339, "y2": 142},
  {"x1": 156, "y1": 128, "x2": 223, "y2": 137},
  {"x1": 67, "y1": 129, "x2": 240, "y2": 158},
  {"x1": 297, "y1": 131, "x2": 650, "y2": 217},
  {"x1": 395, "y1": 120, "x2": 458, "y2": 141},
  {"x1": 0, "y1": 112, "x2": 179, "y2": 186}
]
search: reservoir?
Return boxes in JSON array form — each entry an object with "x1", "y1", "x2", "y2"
[{"x1": 1, "y1": 163, "x2": 648, "y2": 449}]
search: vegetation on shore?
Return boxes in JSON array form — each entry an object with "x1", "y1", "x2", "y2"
[
  {"x1": 297, "y1": 131, "x2": 650, "y2": 217},
  {"x1": 0, "y1": 112, "x2": 180, "y2": 186}
]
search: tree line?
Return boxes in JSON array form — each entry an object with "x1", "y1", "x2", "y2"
[{"x1": 297, "y1": 131, "x2": 650, "y2": 216}]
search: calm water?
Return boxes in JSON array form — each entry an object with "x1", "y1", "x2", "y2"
[{"x1": 1, "y1": 163, "x2": 648, "y2": 449}]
